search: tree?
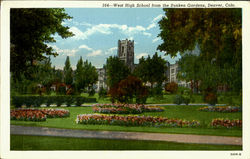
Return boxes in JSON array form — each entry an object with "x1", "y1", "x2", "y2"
[
  {"x1": 134, "y1": 52, "x2": 167, "y2": 88},
  {"x1": 10, "y1": 8, "x2": 74, "y2": 80},
  {"x1": 165, "y1": 82, "x2": 178, "y2": 94},
  {"x1": 105, "y1": 56, "x2": 130, "y2": 88},
  {"x1": 108, "y1": 76, "x2": 148, "y2": 104},
  {"x1": 82, "y1": 60, "x2": 98, "y2": 94},
  {"x1": 63, "y1": 56, "x2": 73, "y2": 85},
  {"x1": 158, "y1": 9, "x2": 242, "y2": 93},
  {"x1": 75, "y1": 56, "x2": 85, "y2": 92},
  {"x1": 177, "y1": 54, "x2": 201, "y2": 93}
]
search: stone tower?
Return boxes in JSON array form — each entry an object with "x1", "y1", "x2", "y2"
[{"x1": 117, "y1": 39, "x2": 134, "y2": 69}]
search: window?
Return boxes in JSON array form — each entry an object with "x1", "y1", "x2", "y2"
[
  {"x1": 122, "y1": 46, "x2": 124, "y2": 53},
  {"x1": 171, "y1": 69, "x2": 175, "y2": 73}
]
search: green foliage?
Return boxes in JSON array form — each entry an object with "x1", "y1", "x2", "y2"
[
  {"x1": 105, "y1": 56, "x2": 130, "y2": 88},
  {"x1": 63, "y1": 56, "x2": 73, "y2": 85},
  {"x1": 11, "y1": 95, "x2": 97, "y2": 107},
  {"x1": 108, "y1": 76, "x2": 148, "y2": 104},
  {"x1": 82, "y1": 60, "x2": 98, "y2": 93},
  {"x1": 98, "y1": 87, "x2": 107, "y2": 99},
  {"x1": 173, "y1": 95, "x2": 184, "y2": 105},
  {"x1": 134, "y1": 52, "x2": 167, "y2": 88},
  {"x1": 158, "y1": 9, "x2": 242, "y2": 94},
  {"x1": 10, "y1": 8, "x2": 74, "y2": 80},
  {"x1": 88, "y1": 87, "x2": 96, "y2": 97},
  {"x1": 150, "y1": 84, "x2": 163, "y2": 97},
  {"x1": 75, "y1": 56, "x2": 85, "y2": 92}
]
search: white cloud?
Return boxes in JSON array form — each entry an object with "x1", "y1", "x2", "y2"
[
  {"x1": 147, "y1": 23, "x2": 156, "y2": 30},
  {"x1": 87, "y1": 50, "x2": 102, "y2": 57},
  {"x1": 73, "y1": 21, "x2": 92, "y2": 27},
  {"x1": 143, "y1": 32, "x2": 152, "y2": 37},
  {"x1": 79, "y1": 44, "x2": 93, "y2": 51},
  {"x1": 69, "y1": 23, "x2": 152, "y2": 41},
  {"x1": 136, "y1": 53, "x2": 148, "y2": 59},
  {"x1": 105, "y1": 47, "x2": 117, "y2": 55},
  {"x1": 152, "y1": 37, "x2": 160, "y2": 43},
  {"x1": 69, "y1": 26, "x2": 88, "y2": 40},
  {"x1": 152, "y1": 14, "x2": 164, "y2": 23},
  {"x1": 145, "y1": 14, "x2": 165, "y2": 31},
  {"x1": 49, "y1": 45, "x2": 78, "y2": 57}
]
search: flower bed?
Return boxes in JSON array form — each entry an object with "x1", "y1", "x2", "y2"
[
  {"x1": 143, "y1": 106, "x2": 165, "y2": 112},
  {"x1": 199, "y1": 106, "x2": 240, "y2": 113},
  {"x1": 11, "y1": 108, "x2": 70, "y2": 121},
  {"x1": 76, "y1": 114, "x2": 200, "y2": 128},
  {"x1": 211, "y1": 118, "x2": 242, "y2": 128},
  {"x1": 93, "y1": 104, "x2": 164, "y2": 114}
]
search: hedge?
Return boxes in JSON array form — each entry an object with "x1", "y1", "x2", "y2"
[{"x1": 11, "y1": 95, "x2": 97, "y2": 107}]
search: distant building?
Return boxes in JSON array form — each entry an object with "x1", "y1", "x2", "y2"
[
  {"x1": 117, "y1": 39, "x2": 135, "y2": 70},
  {"x1": 95, "y1": 67, "x2": 107, "y2": 92},
  {"x1": 168, "y1": 62, "x2": 191, "y2": 88}
]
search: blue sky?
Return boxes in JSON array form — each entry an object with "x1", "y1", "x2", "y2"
[{"x1": 49, "y1": 8, "x2": 181, "y2": 70}]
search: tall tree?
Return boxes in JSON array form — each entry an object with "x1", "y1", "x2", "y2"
[
  {"x1": 10, "y1": 8, "x2": 74, "y2": 80},
  {"x1": 134, "y1": 52, "x2": 167, "y2": 88},
  {"x1": 158, "y1": 8, "x2": 242, "y2": 93},
  {"x1": 105, "y1": 56, "x2": 130, "y2": 88},
  {"x1": 82, "y1": 60, "x2": 98, "y2": 91},
  {"x1": 63, "y1": 56, "x2": 73, "y2": 85},
  {"x1": 75, "y1": 56, "x2": 85, "y2": 92}
]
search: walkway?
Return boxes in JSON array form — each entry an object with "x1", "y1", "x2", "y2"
[{"x1": 11, "y1": 125, "x2": 242, "y2": 146}]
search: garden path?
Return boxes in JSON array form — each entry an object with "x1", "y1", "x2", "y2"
[{"x1": 11, "y1": 125, "x2": 241, "y2": 146}]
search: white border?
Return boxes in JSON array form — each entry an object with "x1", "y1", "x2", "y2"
[{"x1": 1, "y1": 1, "x2": 250, "y2": 159}]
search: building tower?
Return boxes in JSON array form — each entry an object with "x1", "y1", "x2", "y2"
[{"x1": 117, "y1": 39, "x2": 134, "y2": 69}]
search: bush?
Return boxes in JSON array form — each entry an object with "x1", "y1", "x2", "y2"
[
  {"x1": 150, "y1": 85, "x2": 163, "y2": 97},
  {"x1": 11, "y1": 95, "x2": 97, "y2": 107},
  {"x1": 108, "y1": 76, "x2": 148, "y2": 104},
  {"x1": 183, "y1": 97, "x2": 190, "y2": 105},
  {"x1": 98, "y1": 87, "x2": 107, "y2": 99},
  {"x1": 177, "y1": 86, "x2": 192, "y2": 95},
  {"x1": 165, "y1": 82, "x2": 178, "y2": 94},
  {"x1": 88, "y1": 87, "x2": 95, "y2": 96},
  {"x1": 75, "y1": 96, "x2": 85, "y2": 106},
  {"x1": 204, "y1": 93, "x2": 217, "y2": 106},
  {"x1": 173, "y1": 95, "x2": 184, "y2": 105}
]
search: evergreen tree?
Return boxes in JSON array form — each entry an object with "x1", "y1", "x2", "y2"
[
  {"x1": 63, "y1": 56, "x2": 73, "y2": 85},
  {"x1": 75, "y1": 56, "x2": 85, "y2": 92}
]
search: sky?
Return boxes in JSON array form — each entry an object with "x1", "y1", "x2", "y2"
[{"x1": 49, "y1": 8, "x2": 181, "y2": 70}]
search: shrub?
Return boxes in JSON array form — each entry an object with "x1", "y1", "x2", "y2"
[
  {"x1": 173, "y1": 95, "x2": 184, "y2": 105},
  {"x1": 183, "y1": 97, "x2": 190, "y2": 105},
  {"x1": 75, "y1": 96, "x2": 85, "y2": 106},
  {"x1": 88, "y1": 87, "x2": 95, "y2": 96},
  {"x1": 11, "y1": 95, "x2": 97, "y2": 107},
  {"x1": 98, "y1": 87, "x2": 107, "y2": 99},
  {"x1": 204, "y1": 93, "x2": 217, "y2": 105},
  {"x1": 165, "y1": 82, "x2": 178, "y2": 94},
  {"x1": 108, "y1": 76, "x2": 148, "y2": 104}
]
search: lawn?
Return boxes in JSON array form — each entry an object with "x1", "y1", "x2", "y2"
[
  {"x1": 11, "y1": 106, "x2": 242, "y2": 137},
  {"x1": 79, "y1": 92, "x2": 241, "y2": 105},
  {"x1": 11, "y1": 135, "x2": 242, "y2": 150}
]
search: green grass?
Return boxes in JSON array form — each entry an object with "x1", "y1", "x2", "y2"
[
  {"x1": 11, "y1": 106, "x2": 242, "y2": 137},
  {"x1": 11, "y1": 135, "x2": 242, "y2": 150}
]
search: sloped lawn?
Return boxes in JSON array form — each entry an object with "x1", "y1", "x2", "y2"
[
  {"x1": 10, "y1": 106, "x2": 242, "y2": 137},
  {"x1": 11, "y1": 135, "x2": 242, "y2": 150}
]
